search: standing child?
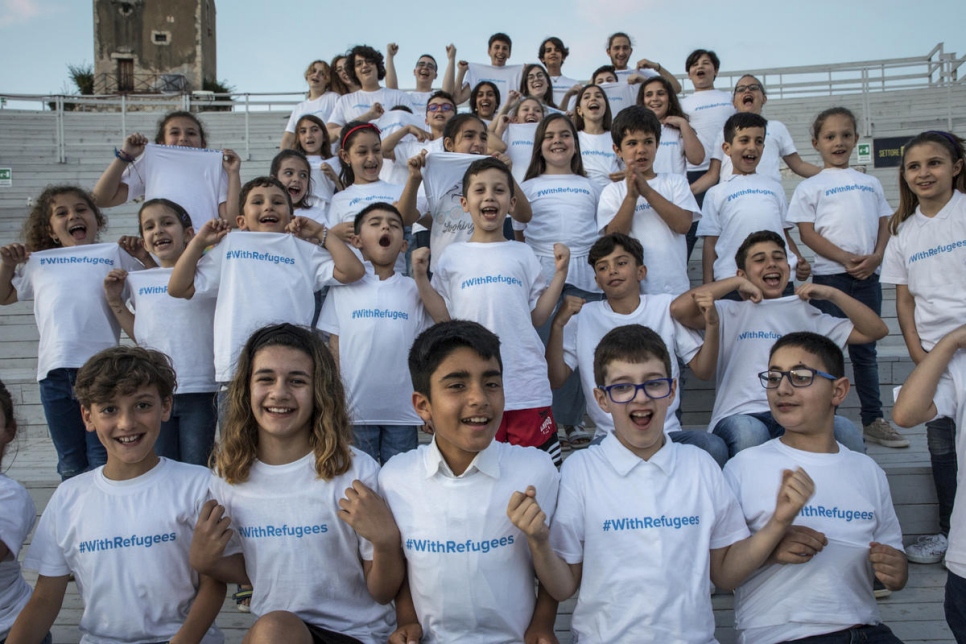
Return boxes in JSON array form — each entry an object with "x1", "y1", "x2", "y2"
[
  {"x1": 384, "y1": 44, "x2": 457, "y2": 117},
  {"x1": 92, "y1": 110, "x2": 241, "y2": 229},
  {"x1": 538, "y1": 37, "x2": 579, "y2": 107},
  {"x1": 572, "y1": 84, "x2": 624, "y2": 190},
  {"x1": 189, "y1": 324, "x2": 401, "y2": 643},
  {"x1": 454, "y1": 33, "x2": 524, "y2": 111},
  {"x1": 281, "y1": 60, "x2": 340, "y2": 150},
  {"x1": 327, "y1": 45, "x2": 412, "y2": 136},
  {"x1": 789, "y1": 107, "x2": 907, "y2": 448},
  {"x1": 103, "y1": 198, "x2": 219, "y2": 466},
  {"x1": 519, "y1": 64, "x2": 558, "y2": 108},
  {"x1": 638, "y1": 75, "x2": 704, "y2": 176},
  {"x1": 469, "y1": 81, "x2": 500, "y2": 124},
  {"x1": 882, "y1": 130, "x2": 966, "y2": 566},
  {"x1": 317, "y1": 203, "x2": 430, "y2": 463},
  {"x1": 0, "y1": 186, "x2": 150, "y2": 479},
  {"x1": 293, "y1": 114, "x2": 342, "y2": 211},
  {"x1": 270, "y1": 149, "x2": 328, "y2": 224},
  {"x1": 413, "y1": 158, "x2": 567, "y2": 463},
  {"x1": 8, "y1": 347, "x2": 226, "y2": 644}
]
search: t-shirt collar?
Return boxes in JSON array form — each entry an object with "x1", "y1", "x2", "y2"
[
  {"x1": 423, "y1": 437, "x2": 501, "y2": 480},
  {"x1": 600, "y1": 431, "x2": 675, "y2": 476}
]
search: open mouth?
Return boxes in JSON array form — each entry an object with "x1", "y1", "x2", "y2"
[
  {"x1": 742, "y1": 95, "x2": 755, "y2": 106},
  {"x1": 153, "y1": 237, "x2": 172, "y2": 251},
  {"x1": 630, "y1": 409, "x2": 653, "y2": 428},
  {"x1": 461, "y1": 415, "x2": 491, "y2": 428},
  {"x1": 524, "y1": 113, "x2": 540, "y2": 123},
  {"x1": 116, "y1": 434, "x2": 144, "y2": 446},
  {"x1": 378, "y1": 233, "x2": 392, "y2": 247},
  {"x1": 265, "y1": 406, "x2": 295, "y2": 417},
  {"x1": 68, "y1": 223, "x2": 87, "y2": 240},
  {"x1": 762, "y1": 271, "x2": 782, "y2": 288},
  {"x1": 259, "y1": 215, "x2": 280, "y2": 225},
  {"x1": 288, "y1": 186, "x2": 303, "y2": 199},
  {"x1": 480, "y1": 206, "x2": 500, "y2": 220}
]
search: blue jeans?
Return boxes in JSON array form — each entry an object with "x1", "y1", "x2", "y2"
[
  {"x1": 783, "y1": 623, "x2": 901, "y2": 643},
  {"x1": 671, "y1": 430, "x2": 729, "y2": 468},
  {"x1": 154, "y1": 392, "x2": 218, "y2": 466},
  {"x1": 928, "y1": 415, "x2": 958, "y2": 536},
  {"x1": 946, "y1": 570, "x2": 966, "y2": 644},
  {"x1": 712, "y1": 411, "x2": 866, "y2": 459},
  {"x1": 810, "y1": 273, "x2": 883, "y2": 426},
  {"x1": 39, "y1": 368, "x2": 107, "y2": 480},
  {"x1": 353, "y1": 425, "x2": 418, "y2": 464}
]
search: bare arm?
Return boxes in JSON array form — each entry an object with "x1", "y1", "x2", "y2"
[
  {"x1": 217, "y1": 150, "x2": 242, "y2": 223},
  {"x1": 411, "y1": 248, "x2": 450, "y2": 323},
  {"x1": 395, "y1": 151, "x2": 426, "y2": 225},
  {"x1": 546, "y1": 297, "x2": 583, "y2": 388},
  {"x1": 453, "y1": 60, "x2": 471, "y2": 105},
  {"x1": 524, "y1": 585, "x2": 561, "y2": 644},
  {"x1": 441, "y1": 45, "x2": 457, "y2": 94},
  {"x1": 280, "y1": 130, "x2": 297, "y2": 151},
  {"x1": 0, "y1": 243, "x2": 28, "y2": 305},
  {"x1": 895, "y1": 284, "x2": 928, "y2": 364},
  {"x1": 385, "y1": 43, "x2": 399, "y2": 89},
  {"x1": 670, "y1": 276, "x2": 760, "y2": 330},
  {"x1": 168, "y1": 219, "x2": 230, "y2": 299},
  {"x1": 893, "y1": 325, "x2": 966, "y2": 427},
  {"x1": 339, "y1": 480, "x2": 405, "y2": 605},
  {"x1": 92, "y1": 133, "x2": 146, "y2": 207},
  {"x1": 636, "y1": 59, "x2": 682, "y2": 94},
  {"x1": 487, "y1": 114, "x2": 511, "y2": 154},
  {"x1": 104, "y1": 268, "x2": 136, "y2": 340},
  {"x1": 382, "y1": 125, "x2": 430, "y2": 161},
  {"x1": 289, "y1": 217, "x2": 365, "y2": 284},
  {"x1": 169, "y1": 574, "x2": 226, "y2": 644},
  {"x1": 6, "y1": 574, "x2": 70, "y2": 644},
  {"x1": 531, "y1": 244, "x2": 569, "y2": 327},
  {"x1": 782, "y1": 153, "x2": 821, "y2": 179},
  {"x1": 795, "y1": 283, "x2": 888, "y2": 344},
  {"x1": 510, "y1": 176, "x2": 532, "y2": 223},
  {"x1": 387, "y1": 578, "x2": 423, "y2": 644},
  {"x1": 685, "y1": 292, "x2": 719, "y2": 380},
  {"x1": 689, "y1": 159, "x2": 721, "y2": 195},
  {"x1": 638, "y1": 176, "x2": 694, "y2": 235},
  {"x1": 603, "y1": 173, "x2": 640, "y2": 235},
  {"x1": 701, "y1": 235, "x2": 718, "y2": 284}
]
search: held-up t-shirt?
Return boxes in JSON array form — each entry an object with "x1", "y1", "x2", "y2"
[
  {"x1": 464, "y1": 63, "x2": 524, "y2": 111},
  {"x1": 328, "y1": 87, "x2": 414, "y2": 126},
  {"x1": 578, "y1": 130, "x2": 623, "y2": 191},
  {"x1": 422, "y1": 152, "x2": 479, "y2": 271},
  {"x1": 680, "y1": 89, "x2": 736, "y2": 172},
  {"x1": 502, "y1": 123, "x2": 539, "y2": 185}
]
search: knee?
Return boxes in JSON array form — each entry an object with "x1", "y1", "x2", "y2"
[
  {"x1": 245, "y1": 611, "x2": 311, "y2": 644},
  {"x1": 833, "y1": 416, "x2": 866, "y2": 453}
]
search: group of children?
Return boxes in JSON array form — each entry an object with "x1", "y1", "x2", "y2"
[{"x1": 0, "y1": 30, "x2": 965, "y2": 644}]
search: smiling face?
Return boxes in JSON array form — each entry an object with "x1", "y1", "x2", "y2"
[
  {"x1": 48, "y1": 193, "x2": 99, "y2": 247},
  {"x1": 594, "y1": 357, "x2": 673, "y2": 461},
  {"x1": 250, "y1": 345, "x2": 315, "y2": 457},
  {"x1": 341, "y1": 130, "x2": 383, "y2": 184},
  {"x1": 425, "y1": 96, "x2": 456, "y2": 133},
  {"x1": 446, "y1": 119, "x2": 488, "y2": 155},
  {"x1": 812, "y1": 113, "x2": 856, "y2": 170},
  {"x1": 688, "y1": 54, "x2": 716, "y2": 90},
  {"x1": 723, "y1": 126, "x2": 765, "y2": 175},
  {"x1": 902, "y1": 141, "x2": 964, "y2": 205},
  {"x1": 414, "y1": 56, "x2": 438, "y2": 86},
  {"x1": 540, "y1": 40, "x2": 565, "y2": 71},
  {"x1": 473, "y1": 85, "x2": 497, "y2": 119},
  {"x1": 82, "y1": 384, "x2": 170, "y2": 480},
  {"x1": 526, "y1": 67, "x2": 549, "y2": 97},
  {"x1": 540, "y1": 118, "x2": 576, "y2": 173},
  {"x1": 737, "y1": 240, "x2": 790, "y2": 298},
  {"x1": 577, "y1": 86, "x2": 607, "y2": 124},
  {"x1": 413, "y1": 347, "x2": 504, "y2": 475},
  {"x1": 354, "y1": 208, "x2": 406, "y2": 268},
  {"x1": 162, "y1": 116, "x2": 204, "y2": 148},
  {"x1": 275, "y1": 157, "x2": 310, "y2": 206},
  {"x1": 593, "y1": 245, "x2": 646, "y2": 300},
  {"x1": 353, "y1": 55, "x2": 379, "y2": 90},
  {"x1": 334, "y1": 57, "x2": 354, "y2": 89},
  {"x1": 614, "y1": 128, "x2": 657, "y2": 176},
  {"x1": 733, "y1": 75, "x2": 765, "y2": 114},
  {"x1": 139, "y1": 203, "x2": 190, "y2": 267},
  {"x1": 641, "y1": 80, "x2": 669, "y2": 119},
  {"x1": 515, "y1": 98, "x2": 544, "y2": 124},
  {"x1": 606, "y1": 35, "x2": 632, "y2": 70},
  {"x1": 488, "y1": 39, "x2": 511, "y2": 66},
  {"x1": 305, "y1": 62, "x2": 329, "y2": 94},
  {"x1": 767, "y1": 346, "x2": 847, "y2": 448},
  {"x1": 297, "y1": 120, "x2": 325, "y2": 155},
  {"x1": 237, "y1": 184, "x2": 292, "y2": 232},
  {"x1": 462, "y1": 167, "x2": 515, "y2": 240}
]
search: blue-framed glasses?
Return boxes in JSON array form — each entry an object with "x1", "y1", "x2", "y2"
[
  {"x1": 599, "y1": 378, "x2": 673, "y2": 404},
  {"x1": 758, "y1": 368, "x2": 837, "y2": 389}
]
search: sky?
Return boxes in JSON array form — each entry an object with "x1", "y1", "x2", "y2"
[{"x1": 0, "y1": 0, "x2": 964, "y2": 97}]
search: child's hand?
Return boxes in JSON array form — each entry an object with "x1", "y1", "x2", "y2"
[
  {"x1": 768, "y1": 525, "x2": 827, "y2": 564},
  {"x1": 337, "y1": 480, "x2": 401, "y2": 550},
  {"x1": 446, "y1": 44, "x2": 456, "y2": 60},
  {"x1": 458, "y1": 60, "x2": 468, "y2": 72},
  {"x1": 389, "y1": 623, "x2": 423, "y2": 644},
  {"x1": 525, "y1": 627, "x2": 560, "y2": 644},
  {"x1": 408, "y1": 126, "x2": 432, "y2": 142},
  {"x1": 553, "y1": 243, "x2": 570, "y2": 274},
  {"x1": 662, "y1": 115, "x2": 687, "y2": 131},
  {"x1": 363, "y1": 102, "x2": 385, "y2": 122},
  {"x1": 387, "y1": 42, "x2": 399, "y2": 57},
  {"x1": 118, "y1": 235, "x2": 148, "y2": 261},
  {"x1": 286, "y1": 216, "x2": 324, "y2": 241},
  {"x1": 507, "y1": 485, "x2": 549, "y2": 542},
  {"x1": 194, "y1": 218, "x2": 231, "y2": 247},
  {"x1": 869, "y1": 542, "x2": 907, "y2": 590},
  {"x1": 845, "y1": 254, "x2": 881, "y2": 280},
  {"x1": 190, "y1": 499, "x2": 234, "y2": 574},
  {"x1": 635, "y1": 58, "x2": 658, "y2": 71},
  {"x1": 693, "y1": 291, "x2": 719, "y2": 326},
  {"x1": 328, "y1": 221, "x2": 355, "y2": 242},
  {"x1": 773, "y1": 467, "x2": 815, "y2": 526},
  {"x1": 492, "y1": 151, "x2": 512, "y2": 169},
  {"x1": 103, "y1": 268, "x2": 128, "y2": 302},
  {"x1": 0, "y1": 243, "x2": 29, "y2": 268},
  {"x1": 221, "y1": 148, "x2": 241, "y2": 173},
  {"x1": 624, "y1": 167, "x2": 640, "y2": 199},
  {"x1": 795, "y1": 282, "x2": 835, "y2": 303},
  {"x1": 320, "y1": 163, "x2": 344, "y2": 191},
  {"x1": 411, "y1": 247, "x2": 430, "y2": 277},
  {"x1": 506, "y1": 89, "x2": 522, "y2": 105},
  {"x1": 408, "y1": 149, "x2": 428, "y2": 180},
  {"x1": 794, "y1": 255, "x2": 811, "y2": 282},
  {"x1": 553, "y1": 295, "x2": 584, "y2": 328},
  {"x1": 737, "y1": 278, "x2": 763, "y2": 303},
  {"x1": 120, "y1": 132, "x2": 148, "y2": 158}
]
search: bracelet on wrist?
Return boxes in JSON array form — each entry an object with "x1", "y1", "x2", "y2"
[
  {"x1": 114, "y1": 148, "x2": 136, "y2": 163},
  {"x1": 318, "y1": 226, "x2": 328, "y2": 248}
]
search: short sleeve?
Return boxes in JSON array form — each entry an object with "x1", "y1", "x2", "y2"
[
  {"x1": 871, "y1": 467, "x2": 905, "y2": 551},
  {"x1": 774, "y1": 122, "x2": 797, "y2": 157},
  {"x1": 548, "y1": 462, "x2": 586, "y2": 564},
  {"x1": 879, "y1": 236, "x2": 907, "y2": 285},
  {"x1": 328, "y1": 97, "x2": 348, "y2": 127},
  {"x1": 697, "y1": 187, "x2": 721, "y2": 236},
  {"x1": 596, "y1": 183, "x2": 623, "y2": 235},
  {"x1": 707, "y1": 464, "x2": 752, "y2": 549},
  {"x1": 809, "y1": 304, "x2": 854, "y2": 347},
  {"x1": 285, "y1": 108, "x2": 300, "y2": 134},
  {"x1": 22, "y1": 498, "x2": 71, "y2": 577},
  {"x1": 527, "y1": 250, "x2": 547, "y2": 310},
  {"x1": 873, "y1": 180, "x2": 893, "y2": 218},
  {"x1": 309, "y1": 245, "x2": 337, "y2": 289},
  {"x1": 672, "y1": 318, "x2": 703, "y2": 365},
  {"x1": 787, "y1": 182, "x2": 817, "y2": 224},
  {"x1": 0, "y1": 480, "x2": 35, "y2": 559},
  {"x1": 192, "y1": 246, "x2": 223, "y2": 298},
  {"x1": 669, "y1": 174, "x2": 701, "y2": 218},
  {"x1": 316, "y1": 284, "x2": 341, "y2": 335},
  {"x1": 561, "y1": 317, "x2": 579, "y2": 371},
  {"x1": 710, "y1": 131, "x2": 725, "y2": 163},
  {"x1": 10, "y1": 262, "x2": 33, "y2": 301}
]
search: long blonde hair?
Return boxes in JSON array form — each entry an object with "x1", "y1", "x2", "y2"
[
  {"x1": 889, "y1": 130, "x2": 966, "y2": 235},
  {"x1": 213, "y1": 324, "x2": 354, "y2": 484}
]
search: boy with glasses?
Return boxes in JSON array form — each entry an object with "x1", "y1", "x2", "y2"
[{"x1": 384, "y1": 44, "x2": 457, "y2": 118}]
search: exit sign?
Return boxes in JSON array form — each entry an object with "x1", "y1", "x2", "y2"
[{"x1": 0, "y1": 168, "x2": 10, "y2": 187}]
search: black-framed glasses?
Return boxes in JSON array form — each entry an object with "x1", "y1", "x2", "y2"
[
  {"x1": 415, "y1": 61, "x2": 437, "y2": 71},
  {"x1": 599, "y1": 378, "x2": 673, "y2": 403},
  {"x1": 758, "y1": 368, "x2": 837, "y2": 389},
  {"x1": 734, "y1": 83, "x2": 763, "y2": 94},
  {"x1": 427, "y1": 103, "x2": 454, "y2": 113}
]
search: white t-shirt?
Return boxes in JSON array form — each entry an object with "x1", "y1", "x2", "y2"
[
  {"x1": 23, "y1": 459, "x2": 223, "y2": 644},
  {"x1": 12, "y1": 243, "x2": 144, "y2": 381},
  {"x1": 577, "y1": 130, "x2": 622, "y2": 191},
  {"x1": 379, "y1": 439, "x2": 559, "y2": 644},
  {"x1": 402, "y1": 90, "x2": 434, "y2": 118},
  {"x1": 432, "y1": 241, "x2": 552, "y2": 411},
  {"x1": 725, "y1": 439, "x2": 903, "y2": 643},
  {"x1": 596, "y1": 174, "x2": 701, "y2": 296},
  {"x1": 326, "y1": 179, "x2": 410, "y2": 274},
  {"x1": 210, "y1": 451, "x2": 394, "y2": 643},
  {"x1": 328, "y1": 87, "x2": 414, "y2": 126},
  {"x1": 520, "y1": 174, "x2": 602, "y2": 293},
  {"x1": 787, "y1": 168, "x2": 892, "y2": 275},
  {"x1": 285, "y1": 92, "x2": 341, "y2": 133},
  {"x1": 880, "y1": 190, "x2": 966, "y2": 351},
  {"x1": 388, "y1": 137, "x2": 444, "y2": 187},
  {"x1": 305, "y1": 154, "x2": 338, "y2": 212},
  {"x1": 423, "y1": 152, "x2": 478, "y2": 271},
  {"x1": 551, "y1": 435, "x2": 750, "y2": 643},
  {"x1": 550, "y1": 74, "x2": 581, "y2": 107},
  {"x1": 502, "y1": 123, "x2": 539, "y2": 185},
  {"x1": 698, "y1": 174, "x2": 790, "y2": 281},
  {"x1": 935, "y1": 352, "x2": 966, "y2": 578},
  {"x1": 562, "y1": 296, "x2": 703, "y2": 435},
  {"x1": 317, "y1": 266, "x2": 429, "y2": 425},
  {"x1": 615, "y1": 67, "x2": 658, "y2": 83},
  {"x1": 597, "y1": 81, "x2": 638, "y2": 117},
  {"x1": 190, "y1": 232, "x2": 338, "y2": 382},
  {"x1": 680, "y1": 89, "x2": 736, "y2": 172},
  {"x1": 653, "y1": 124, "x2": 687, "y2": 176},
  {"x1": 711, "y1": 119, "x2": 797, "y2": 183},
  {"x1": 122, "y1": 144, "x2": 228, "y2": 228},
  {"x1": 123, "y1": 267, "x2": 217, "y2": 394},
  {"x1": 464, "y1": 63, "x2": 524, "y2": 111},
  {"x1": 0, "y1": 475, "x2": 35, "y2": 640},
  {"x1": 710, "y1": 296, "x2": 853, "y2": 430}
]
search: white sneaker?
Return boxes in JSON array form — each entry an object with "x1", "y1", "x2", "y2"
[{"x1": 906, "y1": 533, "x2": 948, "y2": 564}]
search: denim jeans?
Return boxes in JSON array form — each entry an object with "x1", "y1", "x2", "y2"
[
  {"x1": 352, "y1": 425, "x2": 418, "y2": 464},
  {"x1": 946, "y1": 570, "x2": 966, "y2": 644},
  {"x1": 928, "y1": 415, "x2": 958, "y2": 535},
  {"x1": 154, "y1": 392, "x2": 218, "y2": 466},
  {"x1": 810, "y1": 273, "x2": 884, "y2": 426},
  {"x1": 39, "y1": 368, "x2": 107, "y2": 480},
  {"x1": 712, "y1": 411, "x2": 866, "y2": 459},
  {"x1": 784, "y1": 623, "x2": 901, "y2": 643}
]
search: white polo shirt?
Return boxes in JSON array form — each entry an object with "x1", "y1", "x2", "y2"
[
  {"x1": 550, "y1": 435, "x2": 749, "y2": 643},
  {"x1": 724, "y1": 439, "x2": 903, "y2": 643},
  {"x1": 379, "y1": 439, "x2": 559, "y2": 644},
  {"x1": 596, "y1": 173, "x2": 701, "y2": 296}
]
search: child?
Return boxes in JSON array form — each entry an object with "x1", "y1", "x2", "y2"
[
  {"x1": 281, "y1": 59, "x2": 340, "y2": 150},
  {"x1": 270, "y1": 149, "x2": 328, "y2": 224},
  {"x1": 0, "y1": 186, "x2": 150, "y2": 479},
  {"x1": 597, "y1": 105, "x2": 700, "y2": 296},
  {"x1": 726, "y1": 332, "x2": 907, "y2": 643},
  {"x1": 103, "y1": 198, "x2": 218, "y2": 466},
  {"x1": 381, "y1": 91, "x2": 457, "y2": 185},
  {"x1": 92, "y1": 110, "x2": 241, "y2": 228},
  {"x1": 603, "y1": 31, "x2": 680, "y2": 91},
  {"x1": 537, "y1": 37, "x2": 579, "y2": 107},
  {"x1": 567, "y1": 66, "x2": 637, "y2": 117},
  {"x1": 697, "y1": 112, "x2": 810, "y2": 286},
  {"x1": 384, "y1": 44, "x2": 457, "y2": 117},
  {"x1": 893, "y1": 324, "x2": 966, "y2": 640},
  {"x1": 789, "y1": 107, "x2": 907, "y2": 449},
  {"x1": 0, "y1": 380, "x2": 41, "y2": 643},
  {"x1": 671, "y1": 230, "x2": 886, "y2": 458},
  {"x1": 317, "y1": 203, "x2": 430, "y2": 463},
  {"x1": 469, "y1": 81, "x2": 500, "y2": 123},
  {"x1": 380, "y1": 320, "x2": 560, "y2": 643},
  {"x1": 330, "y1": 54, "x2": 360, "y2": 95},
  {"x1": 489, "y1": 95, "x2": 546, "y2": 184},
  {"x1": 188, "y1": 324, "x2": 401, "y2": 643},
  {"x1": 8, "y1": 347, "x2": 226, "y2": 643},
  {"x1": 167, "y1": 176, "x2": 364, "y2": 384},
  {"x1": 638, "y1": 75, "x2": 704, "y2": 176},
  {"x1": 679, "y1": 49, "x2": 735, "y2": 188},
  {"x1": 508, "y1": 324, "x2": 813, "y2": 642},
  {"x1": 519, "y1": 63, "x2": 557, "y2": 108},
  {"x1": 882, "y1": 130, "x2": 966, "y2": 566},
  {"x1": 546, "y1": 233, "x2": 728, "y2": 465},
  {"x1": 293, "y1": 114, "x2": 342, "y2": 209},
  {"x1": 454, "y1": 33, "x2": 524, "y2": 110},
  {"x1": 327, "y1": 45, "x2": 412, "y2": 140},
  {"x1": 413, "y1": 157, "x2": 566, "y2": 462}
]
